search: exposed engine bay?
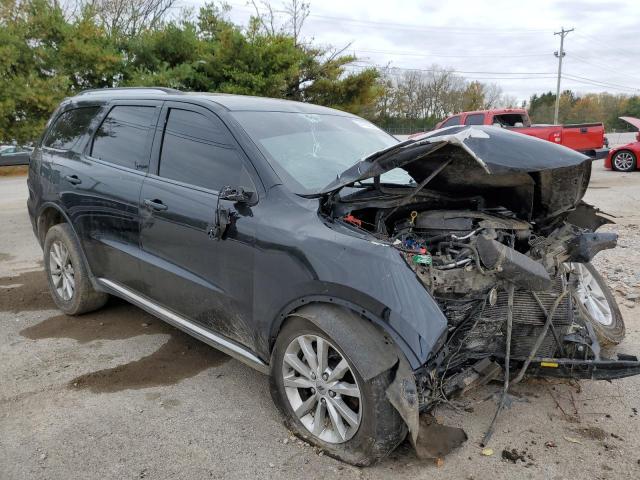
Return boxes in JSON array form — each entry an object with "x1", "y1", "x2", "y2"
[{"x1": 318, "y1": 126, "x2": 640, "y2": 427}]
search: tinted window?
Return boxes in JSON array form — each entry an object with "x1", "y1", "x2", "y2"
[
  {"x1": 44, "y1": 107, "x2": 99, "y2": 150},
  {"x1": 159, "y1": 109, "x2": 243, "y2": 191},
  {"x1": 91, "y1": 106, "x2": 156, "y2": 169},
  {"x1": 441, "y1": 116, "x2": 461, "y2": 127},
  {"x1": 493, "y1": 114, "x2": 527, "y2": 127},
  {"x1": 465, "y1": 114, "x2": 485, "y2": 126}
]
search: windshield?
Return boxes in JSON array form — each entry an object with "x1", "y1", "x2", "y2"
[{"x1": 231, "y1": 111, "x2": 412, "y2": 193}]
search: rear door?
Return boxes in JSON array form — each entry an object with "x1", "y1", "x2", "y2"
[
  {"x1": 70, "y1": 100, "x2": 161, "y2": 288},
  {"x1": 138, "y1": 101, "x2": 260, "y2": 349}
]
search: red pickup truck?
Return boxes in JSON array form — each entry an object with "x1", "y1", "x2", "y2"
[{"x1": 432, "y1": 108, "x2": 607, "y2": 158}]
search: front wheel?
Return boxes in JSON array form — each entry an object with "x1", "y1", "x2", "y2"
[
  {"x1": 270, "y1": 316, "x2": 406, "y2": 466},
  {"x1": 569, "y1": 262, "x2": 625, "y2": 345},
  {"x1": 611, "y1": 150, "x2": 636, "y2": 172}
]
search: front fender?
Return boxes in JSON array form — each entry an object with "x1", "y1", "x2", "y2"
[{"x1": 257, "y1": 230, "x2": 448, "y2": 370}]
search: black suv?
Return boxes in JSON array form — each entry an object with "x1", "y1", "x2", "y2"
[{"x1": 28, "y1": 88, "x2": 637, "y2": 465}]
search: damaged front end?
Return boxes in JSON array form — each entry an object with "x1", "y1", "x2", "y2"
[{"x1": 318, "y1": 125, "x2": 640, "y2": 449}]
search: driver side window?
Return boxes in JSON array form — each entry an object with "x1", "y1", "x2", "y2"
[{"x1": 158, "y1": 108, "x2": 248, "y2": 192}]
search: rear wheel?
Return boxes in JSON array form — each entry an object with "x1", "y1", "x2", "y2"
[
  {"x1": 44, "y1": 224, "x2": 108, "y2": 315},
  {"x1": 611, "y1": 150, "x2": 636, "y2": 172},
  {"x1": 270, "y1": 316, "x2": 406, "y2": 465},
  {"x1": 569, "y1": 262, "x2": 625, "y2": 345}
]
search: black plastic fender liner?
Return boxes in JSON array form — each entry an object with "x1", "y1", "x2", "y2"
[
  {"x1": 286, "y1": 303, "x2": 399, "y2": 381},
  {"x1": 565, "y1": 201, "x2": 614, "y2": 231},
  {"x1": 385, "y1": 355, "x2": 420, "y2": 444}
]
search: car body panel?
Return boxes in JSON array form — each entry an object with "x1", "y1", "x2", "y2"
[
  {"x1": 27, "y1": 91, "x2": 449, "y2": 369},
  {"x1": 604, "y1": 117, "x2": 640, "y2": 170},
  {"x1": 433, "y1": 108, "x2": 605, "y2": 155},
  {"x1": 0, "y1": 146, "x2": 32, "y2": 166}
]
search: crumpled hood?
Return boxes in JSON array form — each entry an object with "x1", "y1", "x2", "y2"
[
  {"x1": 320, "y1": 125, "x2": 593, "y2": 222},
  {"x1": 619, "y1": 116, "x2": 640, "y2": 131},
  {"x1": 319, "y1": 125, "x2": 590, "y2": 194}
]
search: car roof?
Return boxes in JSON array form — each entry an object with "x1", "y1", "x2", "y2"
[
  {"x1": 452, "y1": 108, "x2": 527, "y2": 117},
  {"x1": 67, "y1": 88, "x2": 355, "y2": 117}
]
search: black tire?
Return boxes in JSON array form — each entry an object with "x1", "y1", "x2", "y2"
[
  {"x1": 611, "y1": 150, "x2": 636, "y2": 172},
  {"x1": 572, "y1": 263, "x2": 625, "y2": 345},
  {"x1": 43, "y1": 223, "x2": 108, "y2": 315},
  {"x1": 270, "y1": 316, "x2": 407, "y2": 466}
]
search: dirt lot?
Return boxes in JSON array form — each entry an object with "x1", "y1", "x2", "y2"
[{"x1": 1, "y1": 164, "x2": 640, "y2": 479}]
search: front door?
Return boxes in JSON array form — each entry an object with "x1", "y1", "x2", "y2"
[{"x1": 138, "y1": 102, "x2": 259, "y2": 350}]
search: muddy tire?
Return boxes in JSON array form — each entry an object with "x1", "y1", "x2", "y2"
[
  {"x1": 270, "y1": 316, "x2": 406, "y2": 466},
  {"x1": 43, "y1": 223, "x2": 108, "y2": 315},
  {"x1": 570, "y1": 262, "x2": 625, "y2": 345},
  {"x1": 611, "y1": 150, "x2": 636, "y2": 172}
]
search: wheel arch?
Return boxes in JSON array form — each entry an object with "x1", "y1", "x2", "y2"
[
  {"x1": 272, "y1": 301, "x2": 422, "y2": 444},
  {"x1": 270, "y1": 295, "x2": 421, "y2": 371},
  {"x1": 37, "y1": 202, "x2": 102, "y2": 290},
  {"x1": 36, "y1": 202, "x2": 69, "y2": 245}
]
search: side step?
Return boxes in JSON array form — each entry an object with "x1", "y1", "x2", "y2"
[{"x1": 97, "y1": 278, "x2": 269, "y2": 374}]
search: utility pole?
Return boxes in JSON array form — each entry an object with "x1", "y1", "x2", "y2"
[{"x1": 553, "y1": 27, "x2": 574, "y2": 124}]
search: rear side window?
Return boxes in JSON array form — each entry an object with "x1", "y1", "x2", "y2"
[
  {"x1": 158, "y1": 108, "x2": 243, "y2": 191},
  {"x1": 91, "y1": 106, "x2": 156, "y2": 169},
  {"x1": 44, "y1": 107, "x2": 99, "y2": 150},
  {"x1": 464, "y1": 114, "x2": 485, "y2": 126},
  {"x1": 441, "y1": 115, "x2": 461, "y2": 127},
  {"x1": 493, "y1": 114, "x2": 527, "y2": 127}
]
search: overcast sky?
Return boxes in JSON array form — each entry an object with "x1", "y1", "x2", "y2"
[{"x1": 180, "y1": 0, "x2": 640, "y2": 102}]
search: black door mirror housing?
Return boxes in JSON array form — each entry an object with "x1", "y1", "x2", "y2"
[{"x1": 219, "y1": 186, "x2": 256, "y2": 204}]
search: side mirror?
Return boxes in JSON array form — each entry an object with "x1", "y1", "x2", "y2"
[{"x1": 219, "y1": 185, "x2": 256, "y2": 204}]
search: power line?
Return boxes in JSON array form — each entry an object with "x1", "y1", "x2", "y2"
[
  {"x1": 353, "y1": 48, "x2": 551, "y2": 59},
  {"x1": 346, "y1": 64, "x2": 556, "y2": 81},
  {"x1": 304, "y1": 14, "x2": 549, "y2": 35},
  {"x1": 573, "y1": 32, "x2": 638, "y2": 59},
  {"x1": 563, "y1": 74, "x2": 640, "y2": 93},
  {"x1": 568, "y1": 54, "x2": 640, "y2": 84},
  {"x1": 346, "y1": 64, "x2": 555, "y2": 75},
  {"x1": 217, "y1": 1, "x2": 550, "y2": 35},
  {"x1": 347, "y1": 63, "x2": 638, "y2": 94}
]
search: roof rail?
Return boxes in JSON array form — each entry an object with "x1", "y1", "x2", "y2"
[{"x1": 77, "y1": 87, "x2": 183, "y2": 96}]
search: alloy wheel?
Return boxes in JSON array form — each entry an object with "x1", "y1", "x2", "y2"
[
  {"x1": 613, "y1": 152, "x2": 634, "y2": 171},
  {"x1": 282, "y1": 334, "x2": 362, "y2": 443},
  {"x1": 571, "y1": 263, "x2": 613, "y2": 326},
  {"x1": 49, "y1": 240, "x2": 75, "y2": 301}
]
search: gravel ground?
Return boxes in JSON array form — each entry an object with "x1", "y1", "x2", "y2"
[{"x1": 1, "y1": 164, "x2": 640, "y2": 479}]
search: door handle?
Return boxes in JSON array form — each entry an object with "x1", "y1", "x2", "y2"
[
  {"x1": 144, "y1": 198, "x2": 168, "y2": 211},
  {"x1": 64, "y1": 174, "x2": 82, "y2": 185}
]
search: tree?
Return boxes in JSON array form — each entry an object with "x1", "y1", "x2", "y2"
[{"x1": 78, "y1": 0, "x2": 178, "y2": 37}]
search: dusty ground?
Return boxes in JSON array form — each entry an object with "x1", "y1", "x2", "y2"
[{"x1": 1, "y1": 164, "x2": 640, "y2": 480}]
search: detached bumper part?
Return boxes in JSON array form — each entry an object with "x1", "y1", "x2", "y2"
[
  {"x1": 527, "y1": 353, "x2": 640, "y2": 380},
  {"x1": 566, "y1": 232, "x2": 618, "y2": 263}
]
